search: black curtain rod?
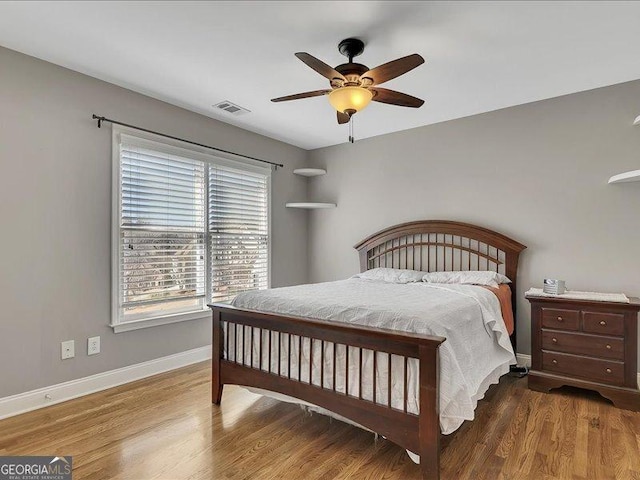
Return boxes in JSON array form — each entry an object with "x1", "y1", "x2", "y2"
[{"x1": 92, "y1": 114, "x2": 284, "y2": 169}]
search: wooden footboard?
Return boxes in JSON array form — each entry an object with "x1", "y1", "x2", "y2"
[
  {"x1": 210, "y1": 303, "x2": 446, "y2": 480},
  {"x1": 209, "y1": 220, "x2": 526, "y2": 479}
]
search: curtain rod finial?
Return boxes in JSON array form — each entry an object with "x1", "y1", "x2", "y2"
[{"x1": 92, "y1": 114, "x2": 104, "y2": 128}]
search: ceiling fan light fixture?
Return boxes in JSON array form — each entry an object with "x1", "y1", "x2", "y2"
[{"x1": 328, "y1": 86, "x2": 373, "y2": 114}]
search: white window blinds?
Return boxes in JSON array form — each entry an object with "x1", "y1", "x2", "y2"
[
  {"x1": 115, "y1": 135, "x2": 270, "y2": 325},
  {"x1": 119, "y1": 145, "x2": 206, "y2": 320},
  {"x1": 209, "y1": 165, "x2": 269, "y2": 303}
]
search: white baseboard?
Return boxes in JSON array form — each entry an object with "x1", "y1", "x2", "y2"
[
  {"x1": 0, "y1": 345, "x2": 212, "y2": 421},
  {"x1": 516, "y1": 353, "x2": 532, "y2": 367},
  {"x1": 515, "y1": 352, "x2": 640, "y2": 388}
]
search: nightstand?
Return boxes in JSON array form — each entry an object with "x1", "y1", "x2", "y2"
[{"x1": 526, "y1": 295, "x2": 640, "y2": 411}]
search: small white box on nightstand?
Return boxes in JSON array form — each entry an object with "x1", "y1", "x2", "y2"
[{"x1": 543, "y1": 279, "x2": 566, "y2": 295}]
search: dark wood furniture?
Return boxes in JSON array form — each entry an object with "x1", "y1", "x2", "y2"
[
  {"x1": 209, "y1": 220, "x2": 526, "y2": 480},
  {"x1": 527, "y1": 295, "x2": 640, "y2": 411}
]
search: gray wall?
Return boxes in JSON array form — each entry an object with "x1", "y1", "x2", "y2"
[
  {"x1": 2, "y1": 43, "x2": 640, "y2": 400},
  {"x1": 0, "y1": 46, "x2": 308, "y2": 397},
  {"x1": 307, "y1": 80, "x2": 640, "y2": 368}
]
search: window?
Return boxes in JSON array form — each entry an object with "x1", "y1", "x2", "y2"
[
  {"x1": 209, "y1": 165, "x2": 269, "y2": 302},
  {"x1": 112, "y1": 130, "x2": 270, "y2": 331}
]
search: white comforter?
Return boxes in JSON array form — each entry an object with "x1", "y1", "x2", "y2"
[{"x1": 230, "y1": 278, "x2": 515, "y2": 438}]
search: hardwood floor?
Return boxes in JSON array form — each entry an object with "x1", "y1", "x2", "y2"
[{"x1": 0, "y1": 362, "x2": 638, "y2": 479}]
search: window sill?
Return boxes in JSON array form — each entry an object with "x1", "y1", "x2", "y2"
[{"x1": 110, "y1": 309, "x2": 210, "y2": 333}]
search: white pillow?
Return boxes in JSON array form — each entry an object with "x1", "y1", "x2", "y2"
[
  {"x1": 354, "y1": 268, "x2": 426, "y2": 284},
  {"x1": 422, "y1": 271, "x2": 511, "y2": 288}
]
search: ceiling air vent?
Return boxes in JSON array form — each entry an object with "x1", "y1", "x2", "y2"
[{"x1": 213, "y1": 100, "x2": 251, "y2": 116}]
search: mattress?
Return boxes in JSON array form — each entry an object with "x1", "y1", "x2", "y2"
[{"x1": 228, "y1": 278, "x2": 515, "y2": 442}]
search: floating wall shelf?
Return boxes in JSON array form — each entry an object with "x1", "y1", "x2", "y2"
[
  {"x1": 607, "y1": 117, "x2": 640, "y2": 184},
  {"x1": 286, "y1": 202, "x2": 336, "y2": 209},
  {"x1": 293, "y1": 168, "x2": 327, "y2": 177},
  {"x1": 608, "y1": 170, "x2": 640, "y2": 184},
  {"x1": 288, "y1": 168, "x2": 334, "y2": 209}
]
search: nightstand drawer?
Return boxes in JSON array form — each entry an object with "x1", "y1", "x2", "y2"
[
  {"x1": 542, "y1": 351, "x2": 624, "y2": 386},
  {"x1": 541, "y1": 308, "x2": 579, "y2": 331},
  {"x1": 541, "y1": 330, "x2": 624, "y2": 360},
  {"x1": 583, "y1": 311, "x2": 624, "y2": 336}
]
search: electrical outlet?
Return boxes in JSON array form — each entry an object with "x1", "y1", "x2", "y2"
[
  {"x1": 61, "y1": 340, "x2": 75, "y2": 360},
  {"x1": 87, "y1": 336, "x2": 100, "y2": 355}
]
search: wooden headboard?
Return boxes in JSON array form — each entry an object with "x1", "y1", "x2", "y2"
[{"x1": 354, "y1": 220, "x2": 526, "y2": 347}]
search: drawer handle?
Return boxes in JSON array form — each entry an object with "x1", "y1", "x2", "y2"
[
  {"x1": 552, "y1": 338, "x2": 558, "y2": 343},
  {"x1": 606, "y1": 368, "x2": 612, "y2": 374},
  {"x1": 600, "y1": 321, "x2": 607, "y2": 326},
  {"x1": 557, "y1": 316, "x2": 563, "y2": 322},
  {"x1": 606, "y1": 344, "x2": 612, "y2": 350},
  {"x1": 552, "y1": 359, "x2": 558, "y2": 364}
]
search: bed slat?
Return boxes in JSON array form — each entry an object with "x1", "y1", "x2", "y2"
[
  {"x1": 288, "y1": 334, "x2": 291, "y2": 379},
  {"x1": 298, "y1": 336, "x2": 302, "y2": 381},
  {"x1": 345, "y1": 346, "x2": 349, "y2": 396},
  {"x1": 359, "y1": 348, "x2": 363, "y2": 400},
  {"x1": 320, "y1": 340, "x2": 325, "y2": 388},
  {"x1": 333, "y1": 343, "x2": 336, "y2": 391},
  {"x1": 404, "y1": 356, "x2": 409, "y2": 413},
  {"x1": 387, "y1": 354, "x2": 392, "y2": 409},
  {"x1": 309, "y1": 338, "x2": 313, "y2": 385},
  {"x1": 373, "y1": 352, "x2": 377, "y2": 404}
]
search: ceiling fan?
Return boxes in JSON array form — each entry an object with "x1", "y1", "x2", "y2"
[{"x1": 271, "y1": 38, "x2": 425, "y2": 126}]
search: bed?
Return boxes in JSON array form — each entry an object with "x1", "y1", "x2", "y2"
[{"x1": 208, "y1": 220, "x2": 526, "y2": 479}]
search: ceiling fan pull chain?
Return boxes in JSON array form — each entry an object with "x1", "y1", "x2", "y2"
[{"x1": 349, "y1": 116, "x2": 355, "y2": 143}]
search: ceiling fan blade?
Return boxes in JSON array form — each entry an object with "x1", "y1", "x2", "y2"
[
  {"x1": 371, "y1": 88, "x2": 424, "y2": 108},
  {"x1": 295, "y1": 52, "x2": 346, "y2": 82},
  {"x1": 271, "y1": 89, "x2": 332, "y2": 102},
  {"x1": 337, "y1": 111, "x2": 350, "y2": 124},
  {"x1": 361, "y1": 54, "x2": 424, "y2": 85}
]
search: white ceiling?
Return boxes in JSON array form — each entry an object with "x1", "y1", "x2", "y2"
[{"x1": 1, "y1": 1, "x2": 639, "y2": 150}]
